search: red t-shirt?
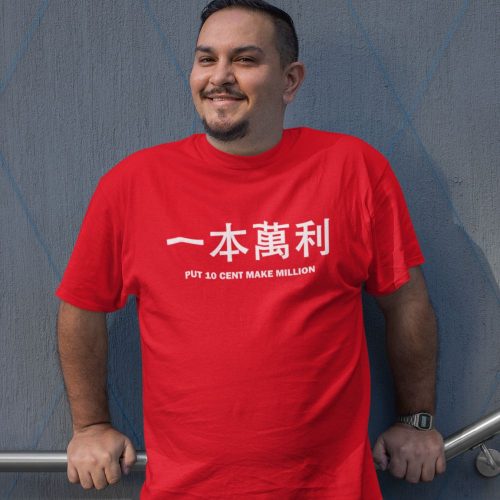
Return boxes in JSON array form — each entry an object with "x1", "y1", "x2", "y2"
[{"x1": 55, "y1": 126, "x2": 425, "y2": 499}]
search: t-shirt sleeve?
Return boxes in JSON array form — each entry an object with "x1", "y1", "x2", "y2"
[
  {"x1": 364, "y1": 162, "x2": 425, "y2": 296},
  {"x1": 55, "y1": 174, "x2": 131, "y2": 312}
]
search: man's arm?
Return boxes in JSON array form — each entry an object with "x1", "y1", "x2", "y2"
[
  {"x1": 371, "y1": 266, "x2": 446, "y2": 483},
  {"x1": 57, "y1": 300, "x2": 136, "y2": 490},
  {"x1": 57, "y1": 301, "x2": 111, "y2": 430},
  {"x1": 374, "y1": 266, "x2": 437, "y2": 415}
]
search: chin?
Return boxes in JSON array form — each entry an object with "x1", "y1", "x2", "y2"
[{"x1": 201, "y1": 117, "x2": 249, "y2": 142}]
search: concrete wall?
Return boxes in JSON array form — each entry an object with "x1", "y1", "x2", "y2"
[{"x1": 0, "y1": 1, "x2": 498, "y2": 498}]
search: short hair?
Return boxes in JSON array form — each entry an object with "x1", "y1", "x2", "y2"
[{"x1": 198, "y1": 0, "x2": 299, "y2": 70}]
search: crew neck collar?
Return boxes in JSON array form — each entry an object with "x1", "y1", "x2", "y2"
[{"x1": 194, "y1": 128, "x2": 301, "y2": 170}]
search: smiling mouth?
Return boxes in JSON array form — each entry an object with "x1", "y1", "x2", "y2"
[
  {"x1": 207, "y1": 97, "x2": 243, "y2": 101},
  {"x1": 205, "y1": 97, "x2": 244, "y2": 108}
]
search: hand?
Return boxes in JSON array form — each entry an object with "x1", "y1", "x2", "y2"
[
  {"x1": 66, "y1": 422, "x2": 137, "y2": 490},
  {"x1": 372, "y1": 423, "x2": 446, "y2": 483}
]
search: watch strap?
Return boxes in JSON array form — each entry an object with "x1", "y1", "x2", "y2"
[{"x1": 397, "y1": 412, "x2": 434, "y2": 430}]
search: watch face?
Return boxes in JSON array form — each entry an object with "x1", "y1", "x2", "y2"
[{"x1": 418, "y1": 413, "x2": 432, "y2": 429}]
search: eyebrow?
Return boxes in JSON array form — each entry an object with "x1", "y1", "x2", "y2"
[{"x1": 194, "y1": 44, "x2": 265, "y2": 56}]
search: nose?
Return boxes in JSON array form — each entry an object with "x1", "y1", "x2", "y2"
[{"x1": 208, "y1": 59, "x2": 236, "y2": 87}]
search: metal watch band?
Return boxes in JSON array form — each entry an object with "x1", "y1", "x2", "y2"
[{"x1": 398, "y1": 412, "x2": 434, "y2": 430}]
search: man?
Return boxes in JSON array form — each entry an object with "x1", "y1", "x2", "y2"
[{"x1": 55, "y1": 0, "x2": 446, "y2": 498}]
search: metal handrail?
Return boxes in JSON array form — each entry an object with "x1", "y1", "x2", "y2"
[
  {"x1": 0, "y1": 451, "x2": 147, "y2": 473},
  {"x1": 444, "y1": 408, "x2": 500, "y2": 460},
  {"x1": 1, "y1": 409, "x2": 499, "y2": 472}
]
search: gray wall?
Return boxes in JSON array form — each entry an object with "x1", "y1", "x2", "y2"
[{"x1": 1, "y1": 0, "x2": 498, "y2": 498}]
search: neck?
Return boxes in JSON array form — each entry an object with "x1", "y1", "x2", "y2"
[{"x1": 205, "y1": 128, "x2": 283, "y2": 156}]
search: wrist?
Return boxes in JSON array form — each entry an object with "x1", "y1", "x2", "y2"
[
  {"x1": 397, "y1": 411, "x2": 434, "y2": 430},
  {"x1": 72, "y1": 420, "x2": 112, "y2": 433}
]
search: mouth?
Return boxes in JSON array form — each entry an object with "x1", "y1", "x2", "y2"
[
  {"x1": 205, "y1": 94, "x2": 244, "y2": 101},
  {"x1": 205, "y1": 96, "x2": 244, "y2": 107}
]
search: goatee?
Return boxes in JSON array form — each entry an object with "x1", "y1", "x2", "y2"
[{"x1": 201, "y1": 117, "x2": 249, "y2": 142}]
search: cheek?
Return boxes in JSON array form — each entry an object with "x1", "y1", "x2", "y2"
[
  {"x1": 252, "y1": 82, "x2": 282, "y2": 108},
  {"x1": 189, "y1": 69, "x2": 205, "y2": 91},
  {"x1": 244, "y1": 71, "x2": 281, "y2": 98}
]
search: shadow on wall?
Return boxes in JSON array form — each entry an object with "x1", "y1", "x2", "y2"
[{"x1": 363, "y1": 141, "x2": 500, "y2": 499}]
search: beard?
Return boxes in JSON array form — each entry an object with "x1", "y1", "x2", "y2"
[{"x1": 201, "y1": 115, "x2": 249, "y2": 142}]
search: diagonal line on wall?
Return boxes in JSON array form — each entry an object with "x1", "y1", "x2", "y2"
[
  {"x1": 2, "y1": 383, "x2": 142, "y2": 499},
  {"x1": 142, "y1": 0, "x2": 199, "y2": 135},
  {"x1": 345, "y1": 4, "x2": 500, "y2": 496},
  {"x1": 0, "y1": 151, "x2": 61, "y2": 277},
  {"x1": 3, "y1": 387, "x2": 64, "y2": 500},
  {"x1": 386, "y1": 0, "x2": 470, "y2": 157},
  {"x1": 1, "y1": 149, "x2": 102, "y2": 497},
  {"x1": 108, "y1": 384, "x2": 142, "y2": 446},
  {"x1": 346, "y1": 0, "x2": 500, "y2": 305},
  {"x1": 0, "y1": 3, "x2": 142, "y2": 495},
  {"x1": 142, "y1": 0, "x2": 190, "y2": 92},
  {"x1": 0, "y1": 0, "x2": 50, "y2": 97},
  {"x1": 345, "y1": 0, "x2": 470, "y2": 157}
]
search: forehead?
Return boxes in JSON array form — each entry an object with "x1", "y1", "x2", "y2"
[{"x1": 196, "y1": 7, "x2": 276, "y2": 51}]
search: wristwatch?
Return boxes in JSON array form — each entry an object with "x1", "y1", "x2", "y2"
[{"x1": 397, "y1": 412, "x2": 434, "y2": 430}]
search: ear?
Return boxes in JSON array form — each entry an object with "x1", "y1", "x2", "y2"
[{"x1": 283, "y1": 62, "x2": 306, "y2": 105}]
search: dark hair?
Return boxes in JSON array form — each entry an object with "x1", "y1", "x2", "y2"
[{"x1": 198, "y1": 0, "x2": 299, "y2": 70}]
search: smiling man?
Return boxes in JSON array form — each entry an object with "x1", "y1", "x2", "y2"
[
  {"x1": 190, "y1": 5, "x2": 302, "y2": 154},
  {"x1": 55, "y1": 1, "x2": 445, "y2": 498}
]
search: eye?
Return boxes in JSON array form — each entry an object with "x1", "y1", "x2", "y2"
[{"x1": 198, "y1": 56, "x2": 255, "y2": 64}]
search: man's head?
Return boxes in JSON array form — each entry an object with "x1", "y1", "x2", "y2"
[{"x1": 189, "y1": 0, "x2": 305, "y2": 149}]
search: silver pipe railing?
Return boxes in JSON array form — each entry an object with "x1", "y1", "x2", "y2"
[
  {"x1": 444, "y1": 408, "x2": 500, "y2": 461},
  {"x1": 1, "y1": 409, "x2": 499, "y2": 473},
  {"x1": 0, "y1": 451, "x2": 147, "y2": 473}
]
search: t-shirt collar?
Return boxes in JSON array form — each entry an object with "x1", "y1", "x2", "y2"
[{"x1": 195, "y1": 128, "x2": 300, "y2": 170}]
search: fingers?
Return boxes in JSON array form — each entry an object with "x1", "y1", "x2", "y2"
[
  {"x1": 80, "y1": 471, "x2": 94, "y2": 490},
  {"x1": 105, "y1": 459, "x2": 123, "y2": 485},
  {"x1": 88, "y1": 467, "x2": 109, "y2": 490},
  {"x1": 386, "y1": 452, "x2": 446, "y2": 483},
  {"x1": 121, "y1": 439, "x2": 137, "y2": 475},
  {"x1": 436, "y1": 452, "x2": 447, "y2": 475},
  {"x1": 404, "y1": 459, "x2": 423, "y2": 483},
  {"x1": 68, "y1": 467, "x2": 98, "y2": 490},
  {"x1": 68, "y1": 451, "x2": 125, "y2": 490},
  {"x1": 387, "y1": 457, "x2": 408, "y2": 481},
  {"x1": 372, "y1": 436, "x2": 389, "y2": 471},
  {"x1": 68, "y1": 464, "x2": 121, "y2": 490},
  {"x1": 67, "y1": 462, "x2": 79, "y2": 484},
  {"x1": 376, "y1": 426, "x2": 447, "y2": 484},
  {"x1": 66, "y1": 426, "x2": 134, "y2": 490},
  {"x1": 421, "y1": 457, "x2": 437, "y2": 482}
]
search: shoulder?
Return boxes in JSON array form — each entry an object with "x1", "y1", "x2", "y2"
[
  {"x1": 297, "y1": 127, "x2": 389, "y2": 182},
  {"x1": 98, "y1": 134, "x2": 196, "y2": 187},
  {"x1": 298, "y1": 127, "x2": 387, "y2": 160}
]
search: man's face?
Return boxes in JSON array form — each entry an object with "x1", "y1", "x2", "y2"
[{"x1": 190, "y1": 7, "x2": 287, "y2": 142}]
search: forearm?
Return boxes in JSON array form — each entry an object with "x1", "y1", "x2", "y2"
[
  {"x1": 56, "y1": 301, "x2": 111, "y2": 432},
  {"x1": 384, "y1": 298, "x2": 438, "y2": 415}
]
